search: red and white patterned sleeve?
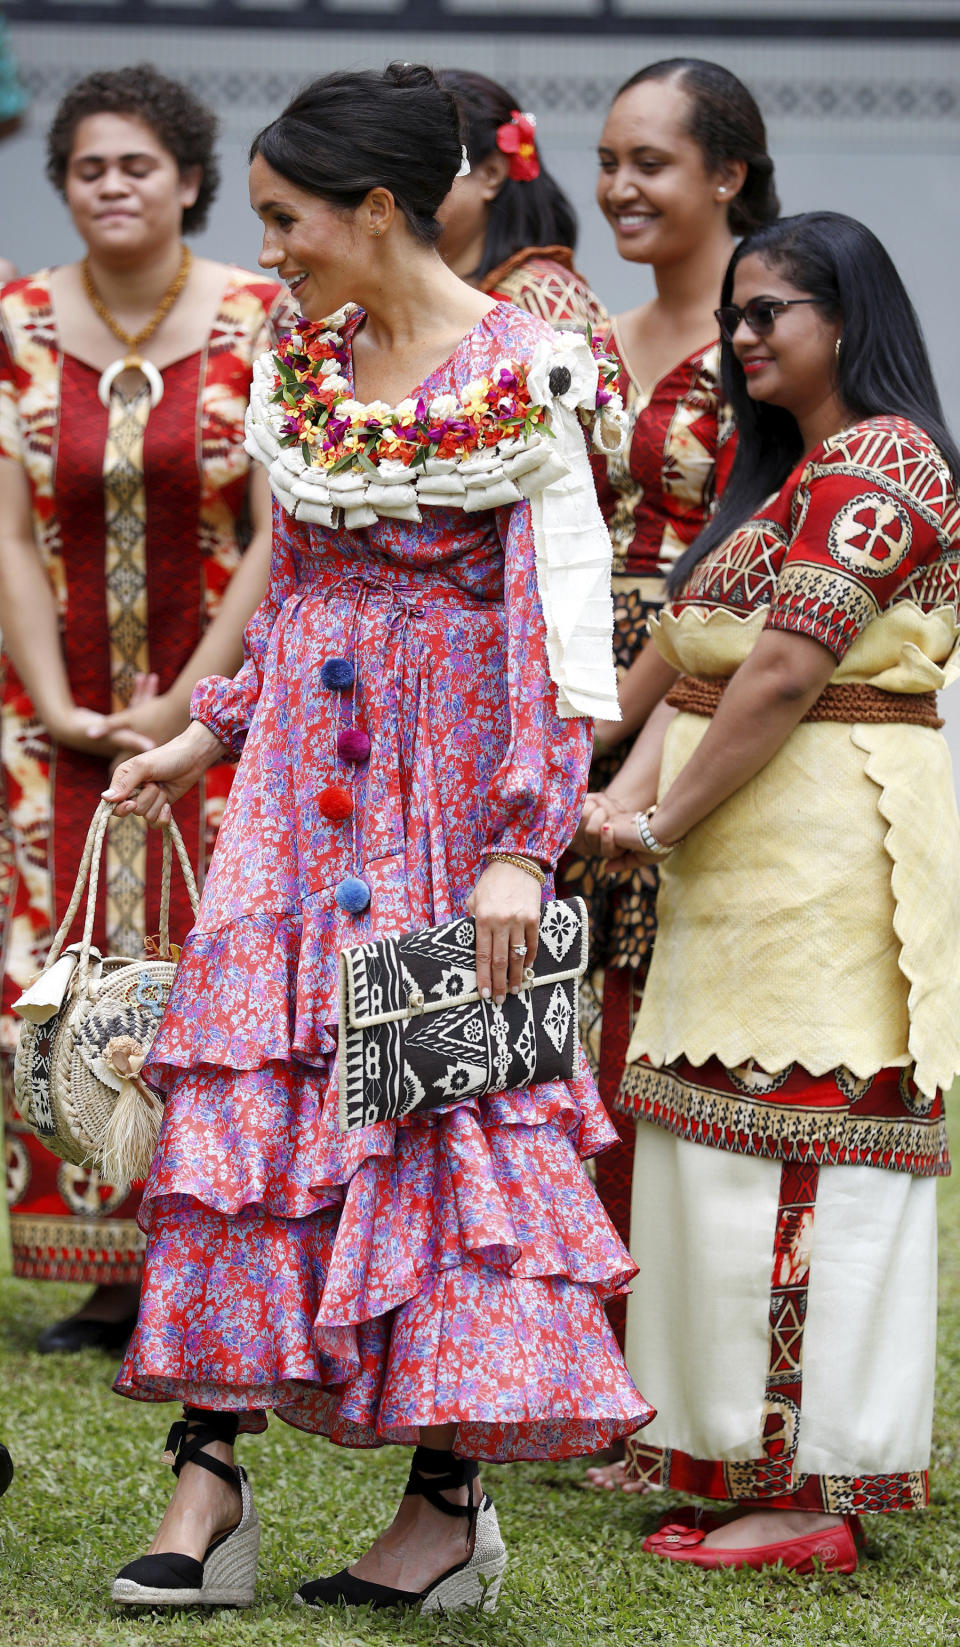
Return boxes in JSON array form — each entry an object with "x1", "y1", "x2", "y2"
[
  {"x1": 481, "y1": 498, "x2": 593, "y2": 870},
  {"x1": 190, "y1": 499, "x2": 305, "y2": 754},
  {"x1": 489, "y1": 258, "x2": 609, "y2": 337},
  {"x1": 259, "y1": 284, "x2": 298, "y2": 353},
  {"x1": 765, "y1": 420, "x2": 953, "y2": 660},
  {"x1": 0, "y1": 301, "x2": 22, "y2": 465}
]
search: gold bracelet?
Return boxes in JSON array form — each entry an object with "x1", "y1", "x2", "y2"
[{"x1": 486, "y1": 851, "x2": 547, "y2": 887}]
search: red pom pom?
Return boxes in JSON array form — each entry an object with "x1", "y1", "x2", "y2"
[{"x1": 318, "y1": 784, "x2": 353, "y2": 821}]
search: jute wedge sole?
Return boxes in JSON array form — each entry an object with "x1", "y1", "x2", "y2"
[
  {"x1": 112, "y1": 1471, "x2": 259, "y2": 1608},
  {"x1": 295, "y1": 1448, "x2": 507, "y2": 1615},
  {"x1": 112, "y1": 1419, "x2": 258, "y2": 1611}
]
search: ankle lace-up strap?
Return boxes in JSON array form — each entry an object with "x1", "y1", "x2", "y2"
[
  {"x1": 404, "y1": 1446, "x2": 480, "y2": 1542},
  {"x1": 161, "y1": 1409, "x2": 240, "y2": 1489}
]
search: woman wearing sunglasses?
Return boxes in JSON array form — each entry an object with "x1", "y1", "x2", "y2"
[{"x1": 583, "y1": 210, "x2": 960, "y2": 1569}]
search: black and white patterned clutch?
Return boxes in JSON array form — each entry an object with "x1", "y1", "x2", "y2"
[{"x1": 338, "y1": 897, "x2": 588, "y2": 1131}]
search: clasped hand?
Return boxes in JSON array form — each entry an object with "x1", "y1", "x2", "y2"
[
  {"x1": 51, "y1": 673, "x2": 188, "y2": 767},
  {"x1": 575, "y1": 792, "x2": 661, "y2": 876}
]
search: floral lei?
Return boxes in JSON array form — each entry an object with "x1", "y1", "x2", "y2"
[
  {"x1": 270, "y1": 308, "x2": 619, "y2": 473},
  {"x1": 245, "y1": 304, "x2": 626, "y2": 529}
]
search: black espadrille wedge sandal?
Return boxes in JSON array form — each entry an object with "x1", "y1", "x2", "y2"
[
  {"x1": 295, "y1": 1445, "x2": 507, "y2": 1615},
  {"x1": 112, "y1": 1410, "x2": 259, "y2": 1609}
]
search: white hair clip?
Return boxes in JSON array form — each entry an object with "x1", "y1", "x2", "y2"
[{"x1": 456, "y1": 145, "x2": 471, "y2": 178}]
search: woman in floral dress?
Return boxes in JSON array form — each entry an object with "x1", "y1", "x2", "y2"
[
  {"x1": 0, "y1": 65, "x2": 291, "y2": 1352},
  {"x1": 105, "y1": 64, "x2": 647, "y2": 1615}
]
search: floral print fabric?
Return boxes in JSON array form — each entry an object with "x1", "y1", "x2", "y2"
[{"x1": 117, "y1": 302, "x2": 650, "y2": 1457}]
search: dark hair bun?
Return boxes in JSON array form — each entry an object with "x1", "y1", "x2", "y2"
[
  {"x1": 435, "y1": 67, "x2": 580, "y2": 282},
  {"x1": 251, "y1": 65, "x2": 463, "y2": 245},
  {"x1": 384, "y1": 62, "x2": 441, "y2": 93}
]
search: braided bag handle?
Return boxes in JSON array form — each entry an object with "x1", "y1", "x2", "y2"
[{"x1": 42, "y1": 799, "x2": 200, "y2": 994}]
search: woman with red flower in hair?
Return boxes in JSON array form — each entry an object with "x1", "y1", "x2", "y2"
[{"x1": 435, "y1": 70, "x2": 607, "y2": 335}]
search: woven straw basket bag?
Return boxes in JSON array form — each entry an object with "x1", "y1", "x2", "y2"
[{"x1": 14, "y1": 799, "x2": 199, "y2": 1186}]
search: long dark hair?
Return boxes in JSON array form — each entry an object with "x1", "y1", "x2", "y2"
[
  {"x1": 615, "y1": 58, "x2": 778, "y2": 235},
  {"x1": 667, "y1": 211, "x2": 960, "y2": 595},
  {"x1": 250, "y1": 63, "x2": 463, "y2": 246},
  {"x1": 436, "y1": 69, "x2": 578, "y2": 281}
]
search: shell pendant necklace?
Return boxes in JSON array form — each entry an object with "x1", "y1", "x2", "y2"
[{"x1": 84, "y1": 243, "x2": 192, "y2": 409}]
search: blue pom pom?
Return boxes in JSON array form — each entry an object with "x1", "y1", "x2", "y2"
[
  {"x1": 321, "y1": 657, "x2": 355, "y2": 691},
  {"x1": 335, "y1": 875, "x2": 371, "y2": 913}
]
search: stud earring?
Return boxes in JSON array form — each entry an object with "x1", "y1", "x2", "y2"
[{"x1": 717, "y1": 187, "x2": 727, "y2": 195}]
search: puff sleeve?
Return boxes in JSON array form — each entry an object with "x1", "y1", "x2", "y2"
[
  {"x1": 0, "y1": 310, "x2": 23, "y2": 465},
  {"x1": 765, "y1": 422, "x2": 953, "y2": 661},
  {"x1": 190, "y1": 499, "x2": 305, "y2": 755},
  {"x1": 480, "y1": 497, "x2": 593, "y2": 869}
]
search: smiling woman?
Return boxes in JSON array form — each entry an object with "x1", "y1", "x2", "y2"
[
  {"x1": 0, "y1": 64, "x2": 292, "y2": 1352},
  {"x1": 561, "y1": 60, "x2": 779, "y2": 1406},
  {"x1": 582, "y1": 212, "x2": 960, "y2": 1572},
  {"x1": 100, "y1": 59, "x2": 647, "y2": 1622},
  {"x1": 432, "y1": 69, "x2": 608, "y2": 335}
]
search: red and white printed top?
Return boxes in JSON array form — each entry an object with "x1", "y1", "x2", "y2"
[{"x1": 672, "y1": 415, "x2": 960, "y2": 654}]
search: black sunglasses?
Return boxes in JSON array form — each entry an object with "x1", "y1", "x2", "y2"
[{"x1": 714, "y1": 297, "x2": 820, "y2": 345}]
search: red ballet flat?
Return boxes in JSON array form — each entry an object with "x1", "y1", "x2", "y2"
[{"x1": 643, "y1": 1516, "x2": 858, "y2": 1574}]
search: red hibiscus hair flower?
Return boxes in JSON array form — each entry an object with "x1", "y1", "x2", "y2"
[{"x1": 496, "y1": 110, "x2": 540, "y2": 182}]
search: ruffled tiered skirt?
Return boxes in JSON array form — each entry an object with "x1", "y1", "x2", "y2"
[
  {"x1": 116, "y1": 985, "x2": 650, "y2": 1459},
  {"x1": 117, "y1": 542, "x2": 652, "y2": 1456}
]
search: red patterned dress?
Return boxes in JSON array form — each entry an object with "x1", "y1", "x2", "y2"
[
  {"x1": 0, "y1": 269, "x2": 292, "y2": 1285},
  {"x1": 561, "y1": 328, "x2": 734, "y2": 1338},
  {"x1": 115, "y1": 301, "x2": 650, "y2": 1459},
  {"x1": 481, "y1": 244, "x2": 608, "y2": 335},
  {"x1": 622, "y1": 417, "x2": 960, "y2": 1513}
]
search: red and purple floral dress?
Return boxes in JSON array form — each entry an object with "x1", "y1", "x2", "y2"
[{"x1": 115, "y1": 301, "x2": 651, "y2": 1459}]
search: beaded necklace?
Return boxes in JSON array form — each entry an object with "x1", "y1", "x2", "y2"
[{"x1": 83, "y1": 243, "x2": 192, "y2": 409}]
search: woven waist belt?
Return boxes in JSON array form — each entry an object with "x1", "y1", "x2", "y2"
[{"x1": 665, "y1": 674, "x2": 944, "y2": 728}]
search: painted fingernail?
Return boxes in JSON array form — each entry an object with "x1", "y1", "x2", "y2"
[
  {"x1": 481, "y1": 988, "x2": 491, "y2": 1000},
  {"x1": 495, "y1": 994, "x2": 505, "y2": 1006},
  {"x1": 510, "y1": 985, "x2": 520, "y2": 995}
]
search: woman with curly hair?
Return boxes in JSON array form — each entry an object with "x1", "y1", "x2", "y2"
[{"x1": 0, "y1": 64, "x2": 293, "y2": 1351}]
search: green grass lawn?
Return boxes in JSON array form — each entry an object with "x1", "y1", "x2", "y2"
[{"x1": 2, "y1": 1157, "x2": 960, "y2": 1646}]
